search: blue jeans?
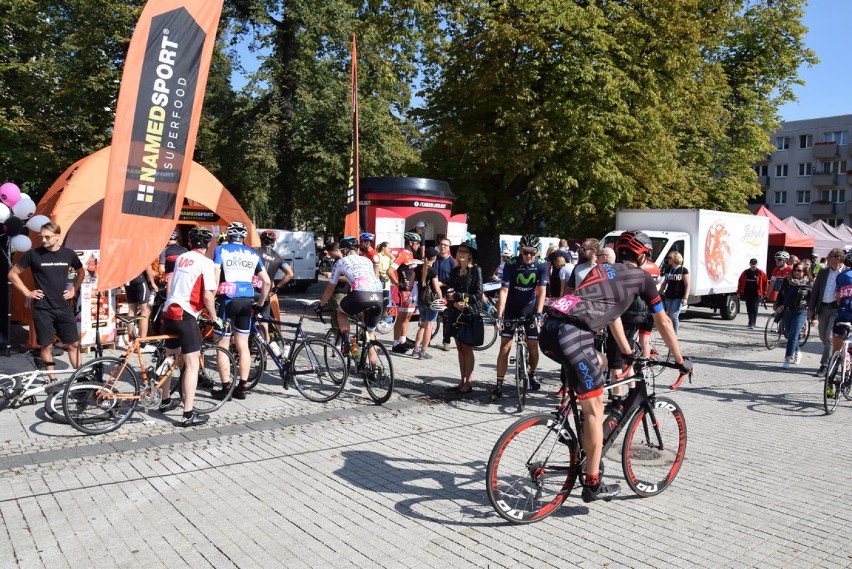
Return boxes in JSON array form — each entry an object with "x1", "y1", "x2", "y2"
[
  {"x1": 783, "y1": 309, "x2": 808, "y2": 359},
  {"x1": 664, "y1": 298, "x2": 683, "y2": 333}
]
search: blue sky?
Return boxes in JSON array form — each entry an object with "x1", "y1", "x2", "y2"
[
  {"x1": 778, "y1": 0, "x2": 851, "y2": 122},
  {"x1": 232, "y1": 1, "x2": 844, "y2": 121}
]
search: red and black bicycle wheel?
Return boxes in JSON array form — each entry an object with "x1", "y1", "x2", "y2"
[
  {"x1": 486, "y1": 413, "x2": 579, "y2": 524},
  {"x1": 621, "y1": 397, "x2": 687, "y2": 497}
]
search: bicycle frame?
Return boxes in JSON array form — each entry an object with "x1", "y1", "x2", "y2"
[
  {"x1": 0, "y1": 369, "x2": 77, "y2": 407},
  {"x1": 253, "y1": 313, "x2": 315, "y2": 374}
]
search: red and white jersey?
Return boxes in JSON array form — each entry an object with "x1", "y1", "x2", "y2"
[
  {"x1": 164, "y1": 250, "x2": 216, "y2": 319},
  {"x1": 360, "y1": 245, "x2": 380, "y2": 268},
  {"x1": 390, "y1": 249, "x2": 420, "y2": 271}
]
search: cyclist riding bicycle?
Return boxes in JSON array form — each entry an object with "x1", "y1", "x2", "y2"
[
  {"x1": 318, "y1": 236, "x2": 384, "y2": 355},
  {"x1": 829, "y1": 248, "x2": 852, "y2": 356},
  {"x1": 539, "y1": 230, "x2": 691, "y2": 503},
  {"x1": 493, "y1": 234, "x2": 548, "y2": 401},
  {"x1": 767, "y1": 250, "x2": 792, "y2": 303},
  {"x1": 212, "y1": 221, "x2": 271, "y2": 401}
]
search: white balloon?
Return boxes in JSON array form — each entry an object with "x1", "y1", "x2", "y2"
[
  {"x1": 10, "y1": 234, "x2": 32, "y2": 253},
  {"x1": 11, "y1": 198, "x2": 36, "y2": 220},
  {"x1": 0, "y1": 203, "x2": 10, "y2": 223},
  {"x1": 26, "y1": 214, "x2": 51, "y2": 232}
]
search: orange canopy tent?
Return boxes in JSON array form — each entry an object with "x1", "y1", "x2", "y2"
[
  {"x1": 13, "y1": 146, "x2": 256, "y2": 324},
  {"x1": 753, "y1": 205, "x2": 814, "y2": 249}
]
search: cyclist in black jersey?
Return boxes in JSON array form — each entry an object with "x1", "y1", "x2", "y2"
[{"x1": 539, "y1": 230, "x2": 692, "y2": 503}]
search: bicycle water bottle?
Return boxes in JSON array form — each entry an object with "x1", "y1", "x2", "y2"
[
  {"x1": 350, "y1": 339, "x2": 360, "y2": 360},
  {"x1": 269, "y1": 342, "x2": 282, "y2": 357},
  {"x1": 155, "y1": 355, "x2": 175, "y2": 376},
  {"x1": 602, "y1": 404, "x2": 624, "y2": 439},
  {"x1": 147, "y1": 290, "x2": 157, "y2": 307}
]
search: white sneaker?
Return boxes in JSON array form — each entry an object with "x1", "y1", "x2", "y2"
[
  {"x1": 783, "y1": 360, "x2": 791, "y2": 370},
  {"x1": 794, "y1": 352, "x2": 801, "y2": 364},
  {"x1": 441, "y1": 342, "x2": 451, "y2": 352}
]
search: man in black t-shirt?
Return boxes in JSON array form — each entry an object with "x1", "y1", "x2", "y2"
[
  {"x1": 9, "y1": 222, "x2": 85, "y2": 373},
  {"x1": 254, "y1": 230, "x2": 294, "y2": 343},
  {"x1": 157, "y1": 229, "x2": 188, "y2": 284}
]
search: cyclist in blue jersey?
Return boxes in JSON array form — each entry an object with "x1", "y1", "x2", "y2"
[
  {"x1": 212, "y1": 221, "x2": 271, "y2": 400},
  {"x1": 492, "y1": 234, "x2": 549, "y2": 401},
  {"x1": 830, "y1": 248, "x2": 852, "y2": 355}
]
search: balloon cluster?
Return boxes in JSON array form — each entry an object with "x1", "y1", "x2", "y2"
[{"x1": 1, "y1": 182, "x2": 49, "y2": 253}]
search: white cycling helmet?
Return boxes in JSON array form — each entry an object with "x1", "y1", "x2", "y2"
[
  {"x1": 430, "y1": 298, "x2": 447, "y2": 312},
  {"x1": 774, "y1": 251, "x2": 790, "y2": 261}
]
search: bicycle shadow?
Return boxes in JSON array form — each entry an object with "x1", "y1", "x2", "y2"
[{"x1": 333, "y1": 449, "x2": 590, "y2": 526}]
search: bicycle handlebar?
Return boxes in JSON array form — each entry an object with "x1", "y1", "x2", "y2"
[{"x1": 616, "y1": 355, "x2": 694, "y2": 390}]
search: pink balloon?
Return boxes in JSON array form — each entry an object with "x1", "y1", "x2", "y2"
[{"x1": 0, "y1": 182, "x2": 21, "y2": 207}]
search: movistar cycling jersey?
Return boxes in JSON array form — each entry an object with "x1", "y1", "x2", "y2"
[
  {"x1": 213, "y1": 243, "x2": 265, "y2": 299},
  {"x1": 501, "y1": 256, "x2": 548, "y2": 312},
  {"x1": 546, "y1": 262, "x2": 663, "y2": 333}
]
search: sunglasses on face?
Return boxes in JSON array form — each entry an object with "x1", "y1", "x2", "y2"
[{"x1": 521, "y1": 249, "x2": 537, "y2": 256}]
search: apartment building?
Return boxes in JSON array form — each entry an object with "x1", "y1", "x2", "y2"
[{"x1": 754, "y1": 114, "x2": 852, "y2": 225}]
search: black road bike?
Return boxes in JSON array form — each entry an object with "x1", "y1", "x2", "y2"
[{"x1": 486, "y1": 356, "x2": 690, "y2": 524}]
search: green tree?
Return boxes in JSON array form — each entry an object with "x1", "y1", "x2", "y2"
[
  {"x1": 418, "y1": 0, "x2": 815, "y2": 273},
  {"x1": 0, "y1": 0, "x2": 143, "y2": 198}
]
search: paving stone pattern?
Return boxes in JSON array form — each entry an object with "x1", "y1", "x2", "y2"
[{"x1": 1, "y1": 306, "x2": 851, "y2": 568}]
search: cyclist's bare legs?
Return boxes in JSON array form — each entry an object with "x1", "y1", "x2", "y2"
[
  {"x1": 336, "y1": 308, "x2": 351, "y2": 344},
  {"x1": 219, "y1": 331, "x2": 250, "y2": 383},
  {"x1": 579, "y1": 394, "x2": 605, "y2": 480},
  {"x1": 180, "y1": 349, "x2": 199, "y2": 412},
  {"x1": 527, "y1": 338, "x2": 539, "y2": 375},
  {"x1": 495, "y1": 335, "x2": 513, "y2": 381}
]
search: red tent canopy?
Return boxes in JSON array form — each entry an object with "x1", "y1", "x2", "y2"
[{"x1": 753, "y1": 206, "x2": 815, "y2": 248}]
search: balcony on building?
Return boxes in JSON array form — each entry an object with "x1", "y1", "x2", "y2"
[
  {"x1": 758, "y1": 175, "x2": 770, "y2": 189},
  {"x1": 813, "y1": 172, "x2": 838, "y2": 188},
  {"x1": 813, "y1": 141, "x2": 839, "y2": 159},
  {"x1": 811, "y1": 201, "x2": 835, "y2": 216}
]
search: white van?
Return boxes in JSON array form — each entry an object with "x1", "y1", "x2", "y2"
[{"x1": 258, "y1": 229, "x2": 318, "y2": 291}]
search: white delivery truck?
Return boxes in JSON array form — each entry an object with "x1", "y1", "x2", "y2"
[
  {"x1": 603, "y1": 209, "x2": 770, "y2": 320},
  {"x1": 258, "y1": 229, "x2": 318, "y2": 291}
]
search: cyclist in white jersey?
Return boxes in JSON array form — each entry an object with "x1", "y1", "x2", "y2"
[
  {"x1": 212, "y1": 221, "x2": 270, "y2": 400},
  {"x1": 319, "y1": 236, "x2": 384, "y2": 351}
]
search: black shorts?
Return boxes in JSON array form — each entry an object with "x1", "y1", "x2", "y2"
[
  {"x1": 162, "y1": 310, "x2": 202, "y2": 354},
  {"x1": 125, "y1": 280, "x2": 149, "y2": 304},
  {"x1": 219, "y1": 297, "x2": 254, "y2": 335},
  {"x1": 538, "y1": 317, "x2": 604, "y2": 400},
  {"x1": 339, "y1": 291, "x2": 383, "y2": 331},
  {"x1": 500, "y1": 306, "x2": 539, "y2": 341},
  {"x1": 33, "y1": 307, "x2": 79, "y2": 347}
]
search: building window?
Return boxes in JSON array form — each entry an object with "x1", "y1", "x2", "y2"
[
  {"x1": 774, "y1": 192, "x2": 787, "y2": 205},
  {"x1": 798, "y1": 163, "x2": 813, "y2": 176},
  {"x1": 775, "y1": 164, "x2": 788, "y2": 177},
  {"x1": 825, "y1": 218, "x2": 842, "y2": 228},
  {"x1": 824, "y1": 131, "x2": 849, "y2": 145},
  {"x1": 799, "y1": 134, "x2": 813, "y2": 149},
  {"x1": 821, "y1": 189, "x2": 846, "y2": 203},
  {"x1": 796, "y1": 190, "x2": 811, "y2": 204},
  {"x1": 821, "y1": 160, "x2": 848, "y2": 174},
  {"x1": 776, "y1": 137, "x2": 790, "y2": 150},
  {"x1": 754, "y1": 164, "x2": 769, "y2": 176}
]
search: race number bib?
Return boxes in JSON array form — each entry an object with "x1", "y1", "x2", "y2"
[{"x1": 549, "y1": 294, "x2": 581, "y2": 316}]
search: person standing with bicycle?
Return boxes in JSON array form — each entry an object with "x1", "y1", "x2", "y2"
[
  {"x1": 159, "y1": 227, "x2": 222, "y2": 427},
  {"x1": 492, "y1": 234, "x2": 548, "y2": 402},
  {"x1": 828, "y1": 249, "x2": 852, "y2": 361},
  {"x1": 254, "y1": 230, "x2": 294, "y2": 353},
  {"x1": 539, "y1": 230, "x2": 691, "y2": 503},
  {"x1": 774, "y1": 262, "x2": 812, "y2": 369},
  {"x1": 317, "y1": 236, "x2": 384, "y2": 359},
  {"x1": 809, "y1": 247, "x2": 847, "y2": 375},
  {"x1": 212, "y1": 222, "x2": 271, "y2": 401}
]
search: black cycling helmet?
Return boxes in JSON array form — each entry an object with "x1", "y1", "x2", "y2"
[
  {"x1": 404, "y1": 231, "x2": 421, "y2": 244},
  {"x1": 519, "y1": 234, "x2": 540, "y2": 250},
  {"x1": 339, "y1": 236, "x2": 359, "y2": 251},
  {"x1": 260, "y1": 230, "x2": 277, "y2": 246},
  {"x1": 615, "y1": 230, "x2": 653, "y2": 257},
  {"x1": 188, "y1": 227, "x2": 213, "y2": 249}
]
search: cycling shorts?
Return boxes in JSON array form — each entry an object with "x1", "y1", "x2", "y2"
[
  {"x1": 125, "y1": 280, "x2": 150, "y2": 304},
  {"x1": 340, "y1": 291, "x2": 383, "y2": 331},
  {"x1": 398, "y1": 290, "x2": 416, "y2": 312},
  {"x1": 500, "y1": 307, "x2": 539, "y2": 341},
  {"x1": 538, "y1": 317, "x2": 604, "y2": 400},
  {"x1": 162, "y1": 310, "x2": 202, "y2": 354},
  {"x1": 833, "y1": 316, "x2": 852, "y2": 339},
  {"x1": 218, "y1": 297, "x2": 253, "y2": 335}
]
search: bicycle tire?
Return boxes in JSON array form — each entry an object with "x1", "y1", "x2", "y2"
[
  {"x1": 362, "y1": 340, "x2": 394, "y2": 404},
  {"x1": 764, "y1": 316, "x2": 782, "y2": 350},
  {"x1": 192, "y1": 345, "x2": 238, "y2": 414},
  {"x1": 843, "y1": 362, "x2": 852, "y2": 401},
  {"x1": 44, "y1": 388, "x2": 70, "y2": 423},
  {"x1": 516, "y1": 342, "x2": 529, "y2": 412},
  {"x1": 376, "y1": 306, "x2": 396, "y2": 335},
  {"x1": 0, "y1": 376, "x2": 20, "y2": 412},
  {"x1": 824, "y1": 352, "x2": 842, "y2": 415},
  {"x1": 290, "y1": 340, "x2": 348, "y2": 402},
  {"x1": 486, "y1": 413, "x2": 579, "y2": 524},
  {"x1": 621, "y1": 396, "x2": 687, "y2": 497},
  {"x1": 236, "y1": 333, "x2": 265, "y2": 390},
  {"x1": 405, "y1": 316, "x2": 440, "y2": 345},
  {"x1": 473, "y1": 310, "x2": 499, "y2": 352},
  {"x1": 323, "y1": 329, "x2": 349, "y2": 384},
  {"x1": 798, "y1": 319, "x2": 810, "y2": 347},
  {"x1": 63, "y1": 357, "x2": 140, "y2": 435}
]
